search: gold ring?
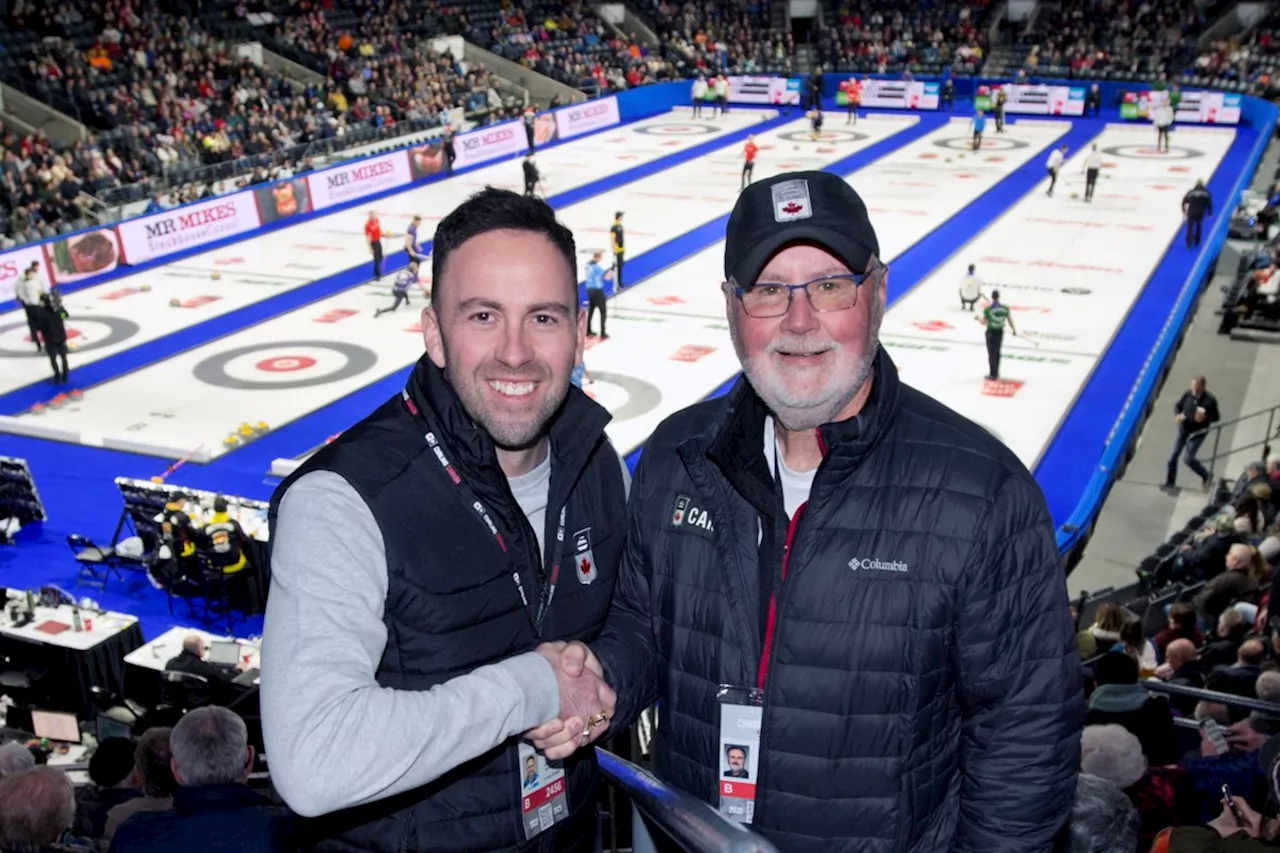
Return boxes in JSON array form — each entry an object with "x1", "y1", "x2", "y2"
[{"x1": 587, "y1": 712, "x2": 610, "y2": 730}]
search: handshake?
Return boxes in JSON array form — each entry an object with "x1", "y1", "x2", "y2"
[{"x1": 527, "y1": 641, "x2": 617, "y2": 761}]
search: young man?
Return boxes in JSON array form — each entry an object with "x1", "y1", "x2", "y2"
[
  {"x1": 263, "y1": 188, "x2": 628, "y2": 853},
  {"x1": 1046, "y1": 145, "x2": 1067, "y2": 197},
  {"x1": 584, "y1": 251, "x2": 612, "y2": 338},
  {"x1": 1164, "y1": 375, "x2": 1220, "y2": 491},
  {"x1": 403, "y1": 214, "x2": 427, "y2": 263},
  {"x1": 691, "y1": 74, "x2": 709, "y2": 118},
  {"x1": 971, "y1": 108, "x2": 987, "y2": 151},
  {"x1": 373, "y1": 260, "x2": 428, "y2": 317},
  {"x1": 532, "y1": 171, "x2": 1083, "y2": 851},
  {"x1": 365, "y1": 210, "x2": 385, "y2": 280},
  {"x1": 610, "y1": 211, "x2": 625, "y2": 288},
  {"x1": 959, "y1": 263, "x2": 984, "y2": 311},
  {"x1": 978, "y1": 288, "x2": 1018, "y2": 380},
  {"x1": 742, "y1": 135, "x2": 759, "y2": 190},
  {"x1": 1083, "y1": 144, "x2": 1103, "y2": 202}
]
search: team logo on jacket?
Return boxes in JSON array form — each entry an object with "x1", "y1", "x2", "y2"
[
  {"x1": 670, "y1": 494, "x2": 715, "y2": 538},
  {"x1": 573, "y1": 527, "x2": 598, "y2": 585}
]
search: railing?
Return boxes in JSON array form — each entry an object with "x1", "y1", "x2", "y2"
[
  {"x1": 595, "y1": 748, "x2": 781, "y2": 853},
  {"x1": 1142, "y1": 679, "x2": 1280, "y2": 717},
  {"x1": 1200, "y1": 402, "x2": 1280, "y2": 469}
]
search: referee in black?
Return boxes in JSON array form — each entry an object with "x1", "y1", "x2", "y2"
[
  {"x1": 610, "y1": 211, "x2": 625, "y2": 288},
  {"x1": 441, "y1": 124, "x2": 455, "y2": 170},
  {"x1": 522, "y1": 153, "x2": 539, "y2": 197},
  {"x1": 1182, "y1": 180, "x2": 1213, "y2": 248}
]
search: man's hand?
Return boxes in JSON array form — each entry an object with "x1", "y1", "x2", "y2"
[
  {"x1": 1209, "y1": 795, "x2": 1264, "y2": 839},
  {"x1": 528, "y1": 642, "x2": 614, "y2": 760}
]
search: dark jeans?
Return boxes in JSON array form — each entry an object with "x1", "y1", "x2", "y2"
[
  {"x1": 985, "y1": 329, "x2": 1003, "y2": 379},
  {"x1": 371, "y1": 241, "x2": 384, "y2": 279},
  {"x1": 1085, "y1": 169, "x2": 1099, "y2": 201},
  {"x1": 22, "y1": 304, "x2": 42, "y2": 350},
  {"x1": 1167, "y1": 431, "x2": 1210, "y2": 486}
]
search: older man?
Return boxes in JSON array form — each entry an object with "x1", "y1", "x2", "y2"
[
  {"x1": 0, "y1": 766, "x2": 81, "y2": 850},
  {"x1": 534, "y1": 171, "x2": 1084, "y2": 851}
]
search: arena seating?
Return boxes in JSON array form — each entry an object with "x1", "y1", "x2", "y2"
[{"x1": 816, "y1": 0, "x2": 992, "y2": 76}]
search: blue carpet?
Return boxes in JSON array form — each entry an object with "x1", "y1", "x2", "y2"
[
  {"x1": 1033, "y1": 125, "x2": 1259, "y2": 526},
  {"x1": 623, "y1": 115, "x2": 1108, "y2": 471}
]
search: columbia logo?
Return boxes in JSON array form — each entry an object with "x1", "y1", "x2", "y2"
[{"x1": 848, "y1": 558, "x2": 909, "y2": 573}]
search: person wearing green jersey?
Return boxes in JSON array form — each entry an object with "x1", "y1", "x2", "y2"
[{"x1": 977, "y1": 289, "x2": 1018, "y2": 379}]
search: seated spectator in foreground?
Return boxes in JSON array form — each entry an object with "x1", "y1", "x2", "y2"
[
  {"x1": 1157, "y1": 638, "x2": 1214, "y2": 716},
  {"x1": 1196, "y1": 544, "x2": 1267, "y2": 624},
  {"x1": 0, "y1": 766, "x2": 92, "y2": 852},
  {"x1": 72, "y1": 737, "x2": 141, "y2": 839},
  {"x1": 1153, "y1": 734, "x2": 1280, "y2": 851},
  {"x1": 104, "y1": 728, "x2": 176, "y2": 846},
  {"x1": 1203, "y1": 609, "x2": 1251, "y2": 669},
  {"x1": 1206, "y1": 640, "x2": 1268, "y2": 716},
  {"x1": 1116, "y1": 617, "x2": 1160, "y2": 675},
  {"x1": 1066, "y1": 773, "x2": 1140, "y2": 853},
  {"x1": 1087, "y1": 652, "x2": 1180, "y2": 766},
  {"x1": 1081, "y1": 724, "x2": 1192, "y2": 851},
  {"x1": 1182, "y1": 715, "x2": 1273, "y2": 822},
  {"x1": 1156, "y1": 603, "x2": 1205, "y2": 659},
  {"x1": 109, "y1": 707, "x2": 291, "y2": 853},
  {"x1": 0, "y1": 742, "x2": 35, "y2": 777}
]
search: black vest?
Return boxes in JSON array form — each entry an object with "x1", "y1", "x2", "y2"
[{"x1": 269, "y1": 356, "x2": 627, "y2": 853}]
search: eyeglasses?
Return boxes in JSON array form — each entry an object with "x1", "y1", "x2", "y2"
[{"x1": 728, "y1": 257, "x2": 886, "y2": 318}]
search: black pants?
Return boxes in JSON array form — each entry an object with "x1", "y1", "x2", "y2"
[
  {"x1": 47, "y1": 340, "x2": 68, "y2": 382},
  {"x1": 1157, "y1": 126, "x2": 1170, "y2": 151},
  {"x1": 972, "y1": 131, "x2": 982, "y2": 150},
  {"x1": 587, "y1": 288, "x2": 607, "y2": 336},
  {"x1": 961, "y1": 296, "x2": 978, "y2": 312},
  {"x1": 22, "y1": 304, "x2": 42, "y2": 351},
  {"x1": 692, "y1": 98, "x2": 703, "y2": 117},
  {"x1": 1186, "y1": 215, "x2": 1204, "y2": 248},
  {"x1": 371, "y1": 241, "x2": 384, "y2": 280},
  {"x1": 375, "y1": 290, "x2": 410, "y2": 317},
  {"x1": 985, "y1": 329, "x2": 1003, "y2": 379},
  {"x1": 613, "y1": 253, "x2": 624, "y2": 288},
  {"x1": 741, "y1": 161, "x2": 754, "y2": 189},
  {"x1": 525, "y1": 125, "x2": 535, "y2": 152},
  {"x1": 444, "y1": 144, "x2": 455, "y2": 170},
  {"x1": 1085, "y1": 169, "x2": 1099, "y2": 201},
  {"x1": 525, "y1": 179, "x2": 537, "y2": 197},
  {"x1": 995, "y1": 110, "x2": 1004, "y2": 132},
  {"x1": 1046, "y1": 167, "x2": 1059, "y2": 195},
  {"x1": 846, "y1": 102, "x2": 857, "y2": 122}
]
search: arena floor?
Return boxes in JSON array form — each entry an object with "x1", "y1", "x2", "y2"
[{"x1": 0, "y1": 107, "x2": 1255, "y2": 640}]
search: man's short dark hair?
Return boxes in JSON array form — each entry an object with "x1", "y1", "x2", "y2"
[
  {"x1": 430, "y1": 187, "x2": 577, "y2": 311},
  {"x1": 135, "y1": 727, "x2": 177, "y2": 798}
]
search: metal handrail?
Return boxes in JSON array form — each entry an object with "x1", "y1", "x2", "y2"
[
  {"x1": 1202, "y1": 402, "x2": 1280, "y2": 467},
  {"x1": 1142, "y1": 679, "x2": 1280, "y2": 717},
  {"x1": 595, "y1": 748, "x2": 781, "y2": 853}
]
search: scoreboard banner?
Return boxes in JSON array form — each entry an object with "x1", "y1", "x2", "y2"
[
  {"x1": 857, "y1": 80, "x2": 939, "y2": 110},
  {"x1": 1119, "y1": 89, "x2": 1241, "y2": 125},
  {"x1": 975, "y1": 84, "x2": 1085, "y2": 116},
  {"x1": 727, "y1": 75, "x2": 802, "y2": 105}
]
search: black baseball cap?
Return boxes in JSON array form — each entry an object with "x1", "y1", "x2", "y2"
[{"x1": 725, "y1": 171, "x2": 879, "y2": 286}]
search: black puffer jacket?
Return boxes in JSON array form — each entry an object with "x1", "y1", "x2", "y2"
[{"x1": 592, "y1": 346, "x2": 1084, "y2": 853}]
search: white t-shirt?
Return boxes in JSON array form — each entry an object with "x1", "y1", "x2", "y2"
[
  {"x1": 764, "y1": 416, "x2": 816, "y2": 519},
  {"x1": 692, "y1": 79, "x2": 708, "y2": 99},
  {"x1": 1085, "y1": 150, "x2": 1103, "y2": 171},
  {"x1": 1046, "y1": 149, "x2": 1064, "y2": 171},
  {"x1": 714, "y1": 78, "x2": 728, "y2": 96},
  {"x1": 960, "y1": 274, "x2": 983, "y2": 301}
]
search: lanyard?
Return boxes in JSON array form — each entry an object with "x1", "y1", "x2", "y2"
[{"x1": 403, "y1": 391, "x2": 565, "y2": 631}]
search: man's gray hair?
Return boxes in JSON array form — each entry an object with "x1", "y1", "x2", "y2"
[
  {"x1": 171, "y1": 706, "x2": 249, "y2": 787},
  {"x1": 0, "y1": 742, "x2": 35, "y2": 776},
  {"x1": 1080, "y1": 724, "x2": 1146, "y2": 789},
  {"x1": 1066, "y1": 774, "x2": 1140, "y2": 853},
  {"x1": 0, "y1": 766, "x2": 76, "y2": 847}
]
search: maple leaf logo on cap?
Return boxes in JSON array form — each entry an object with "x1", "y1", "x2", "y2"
[{"x1": 771, "y1": 179, "x2": 813, "y2": 222}]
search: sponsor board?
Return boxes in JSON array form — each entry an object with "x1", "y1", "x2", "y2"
[
  {"x1": 727, "y1": 76, "x2": 801, "y2": 106},
  {"x1": 976, "y1": 84, "x2": 1085, "y2": 116},
  {"x1": 253, "y1": 176, "x2": 313, "y2": 225},
  {"x1": 0, "y1": 244, "x2": 49, "y2": 301},
  {"x1": 408, "y1": 139, "x2": 449, "y2": 180},
  {"x1": 859, "y1": 80, "x2": 939, "y2": 110},
  {"x1": 554, "y1": 96, "x2": 620, "y2": 139},
  {"x1": 1120, "y1": 89, "x2": 1241, "y2": 125},
  {"x1": 117, "y1": 194, "x2": 261, "y2": 265},
  {"x1": 454, "y1": 123, "x2": 525, "y2": 169},
  {"x1": 43, "y1": 228, "x2": 122, "y2": 285},
  {"x1": 308, "y1": 150, "x2": 413, "y2": 211}
]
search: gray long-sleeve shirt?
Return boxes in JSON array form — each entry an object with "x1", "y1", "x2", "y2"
[{"x1": 260, "y1": 469, "x2": 562, "y2": 819}]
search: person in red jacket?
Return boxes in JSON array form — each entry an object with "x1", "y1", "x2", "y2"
[
  {"x1": 364, "y1": 210, "x2": 384, "y2": 281},
  {"x1": 741, "y1": 135, "x2": 758, "y2": 191}
]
